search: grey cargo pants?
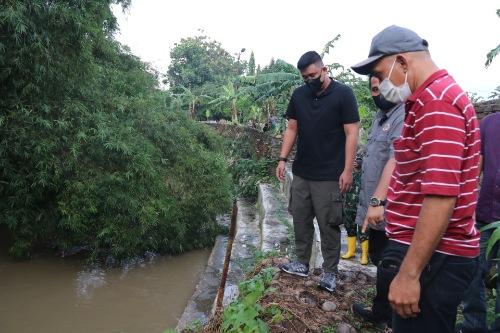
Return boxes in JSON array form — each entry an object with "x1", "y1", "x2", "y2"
[{"x1": 289, "y1": 174, "x2": 343, "y2": 273}]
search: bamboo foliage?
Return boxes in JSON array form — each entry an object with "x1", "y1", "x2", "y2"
[{"x1": 0, "y1": 1, "x2": 232, "y2": 258}]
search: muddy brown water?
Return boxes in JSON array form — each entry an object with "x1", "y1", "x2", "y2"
[{"x1": 0, "y1": 245, "x2": 209, "y2": 333}]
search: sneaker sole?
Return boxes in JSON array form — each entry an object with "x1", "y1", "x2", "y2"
[
  {"x1": 280, "y1": 266, "x2": 308, "y2": 277},
  {"x1": 317, "y1": 283, "x2": 335, "y2": 293},
  {"x1": 352, "y1": 305, "x2": 389, "y2": 328}
]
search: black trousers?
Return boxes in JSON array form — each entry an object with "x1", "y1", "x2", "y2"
[
  {"x1": 369, "y1": 229, "x2": 388, "y2": 266},
  {"x1": 374, "y1": 241, "x2": 477, "y2": 333}
]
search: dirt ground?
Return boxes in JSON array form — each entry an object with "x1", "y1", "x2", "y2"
[{"x1": 201, "y1": 257, "x2": 385, "y2": 333}]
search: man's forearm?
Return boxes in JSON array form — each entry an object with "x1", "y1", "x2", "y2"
[
  {"x1": 372, "y1": 158, "x2": 396, "y2": 199},
  {"x1": 279, "y1": 127, "x2": 297, "y2": 158},
  {"x1": 344, "y1": 131, "x2": 358, "y2": 172},
  {"x1": 398, "y1": 195, "x2": 456, "y2": 279}
]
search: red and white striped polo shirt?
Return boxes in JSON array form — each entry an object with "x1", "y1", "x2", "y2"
[{"x1": 385, "y1": 69, "x2": 481, "y2": 257}]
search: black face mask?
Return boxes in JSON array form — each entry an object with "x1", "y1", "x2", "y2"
[
  {"x1": 372, "y1": 94, "x2": 397, "y2": 111},
  {"x1": 305, "y1": 74, "x2": 323, "y2": 94}
]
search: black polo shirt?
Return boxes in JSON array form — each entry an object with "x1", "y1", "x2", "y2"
[{"x1": 285, "y1": 79, "x2": 359, "y2": 181}]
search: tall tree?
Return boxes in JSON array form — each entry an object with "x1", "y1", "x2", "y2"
[
  {"x1": 248, "y1": 51, "x2": 256, "y2": 76},
  {"x1": 261, "y1": 58, "x2": 297, "y2": 74},
  {"x1": 166, "y1": 35, "x2": 243, "y2": 90}
]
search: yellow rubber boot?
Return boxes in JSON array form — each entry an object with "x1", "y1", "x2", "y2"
[
  {"x1": 360, "y1": 240, "x2": 369, "y2": 265},
  {"x1": 341, "y1": 236, "x2": 357, "y2": 259}
]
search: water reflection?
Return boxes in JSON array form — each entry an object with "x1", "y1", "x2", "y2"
[
  {"x1": 76, "y1": 266, "x2": 107, "y2": 299},
  {"x1": 0, "y1": 249, "x2": 209, "y2": 333}
]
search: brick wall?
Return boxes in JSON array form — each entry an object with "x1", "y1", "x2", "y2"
[
  {"x1": 204, "y1": 121, "x2": 286, "y2": 160},
  {"x1": 475, "y1": 99, "x2": 499, "y2": 120},
  {"x1": 205, "y1": 98, "x2": 499, "y2": 159}
]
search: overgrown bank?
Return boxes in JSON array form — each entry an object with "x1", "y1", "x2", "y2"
[
  {"x1": 0, "y1": 1, "x2": 232, "y2": 259},
  {"x1": 180, "y1": 256, "x2": 381, "y2": 333}
]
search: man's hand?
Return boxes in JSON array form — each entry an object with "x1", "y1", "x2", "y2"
[
  {"x1": 276, "y1": 161, "x2": 286, "y2": 182},
  {"x1": 362, "y1": 206, "x2": 385, "y2": 232},
  {"x1": 388, "y1": 271, "x2": 421, "y2": 318},
  {"x1": 339, "y1": 170, "x2": 353, "y2": 193}
]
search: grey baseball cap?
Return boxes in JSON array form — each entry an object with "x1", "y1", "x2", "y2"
[{"x1": 351, "y1": 25, "x2": 429, "y2": 75}]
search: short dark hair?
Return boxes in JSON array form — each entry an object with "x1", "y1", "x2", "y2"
[{"x1": 297, "y1": 51, "x2": 323, "y2": 70}]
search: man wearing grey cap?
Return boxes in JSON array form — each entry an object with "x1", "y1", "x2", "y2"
[{"x1": 351, "y1": 25, "x2": 480, "y2": 333}]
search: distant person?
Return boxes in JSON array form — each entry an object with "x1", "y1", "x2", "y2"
[
  {"x1": 263, "y1": 115, "x2": 275, "y2": 132},
  {"x1": 460, "y1": 111, "x2": 500, "y2": 333},
  {"x1": 350, "y1": 75, "x2": 404, "y2": 330},
  {"x1": 276, "y1": 51, "x2": 360, "y2": 292},
  {"x1": 351, "y1": 25, "x2": 481, "y2": 333}
]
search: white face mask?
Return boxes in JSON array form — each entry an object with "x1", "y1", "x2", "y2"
[{"x1": 379, "y1": 58, "x2": 412, "y2": 104}]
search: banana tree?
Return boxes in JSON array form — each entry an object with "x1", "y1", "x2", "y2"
[
  {"x1": 171, "y1": 85, "x2": 211, "y2": 119},
  {"x1": 209, "y1": 80, "x2": 242, "y2": 123}
]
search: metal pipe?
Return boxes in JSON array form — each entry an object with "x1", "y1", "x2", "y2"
[{"x1": 215, "y1": 200, "x2": 238, "y2": 311}]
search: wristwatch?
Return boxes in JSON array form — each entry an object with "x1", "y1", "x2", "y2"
[
  {"x1": 278, "y1": 157, "x2": 288, "y2": 162},
  {"x1": 369, "y1": 197, "x2": 386, "y2": 207}
]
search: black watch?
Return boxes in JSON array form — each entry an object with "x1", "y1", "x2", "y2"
[
  {"x1": 278, "y1": 157, "x2": 288, "y2": 162},
  {"x1": 369, "y1": 197, "x2": 386, "y2": 207}
]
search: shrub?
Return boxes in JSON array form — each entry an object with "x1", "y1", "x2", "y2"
[{"x1": 0, "y1": 1, "x2": 231, "y2": 258}]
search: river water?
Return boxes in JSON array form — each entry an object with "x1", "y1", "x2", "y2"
[{"x1": 0, "y1": 245, "x2": 209, "y2": 333}]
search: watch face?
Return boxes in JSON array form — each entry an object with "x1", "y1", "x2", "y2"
[{"x1": 370, "y1": 197, "x2": 380, "y2": 206}]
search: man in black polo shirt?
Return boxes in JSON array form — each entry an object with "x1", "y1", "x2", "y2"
[{"x1": 277, "y1": 51, "x2": 360, "y2": 292}]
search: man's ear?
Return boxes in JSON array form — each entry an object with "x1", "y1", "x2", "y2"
[{"x1": 396, "y1": 55, "x2": 409, "y2": 73}]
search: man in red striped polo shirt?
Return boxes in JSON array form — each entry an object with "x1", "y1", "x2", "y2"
[{"x1": 352, "y1": 25, "x2": 480, "y2": 333}]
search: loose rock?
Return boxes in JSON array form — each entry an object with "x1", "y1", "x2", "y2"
[
  {"x1": 357, "y1": 274, "x2": 367, "y2": 283},
  {"x1": 336, "y1": 323, "x2": 357, "y2": 333},
  {"x1": 305, "y1": 280, "x2": 316, "y2": 287},
  {"x1": 300, "y1": 297, "x2": 317, "y2": 307},
  {"x1": 322, "y1": 301, "x2": 337, "y2": 312}
]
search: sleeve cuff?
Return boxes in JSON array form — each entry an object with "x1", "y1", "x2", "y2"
[{"x1": 421, "y1": 185, "x2": 460, "y2": 197}]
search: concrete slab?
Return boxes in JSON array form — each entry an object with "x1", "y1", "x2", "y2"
[
  {"x1": 257, "y1": 183, "x2": 293, "y2": 255},
  {"x1": 176, "y1": 235, "x2": 226, "y2": 331},
  {"x1": 177, "y1": 200, "x2": 262, "y2": 330}
]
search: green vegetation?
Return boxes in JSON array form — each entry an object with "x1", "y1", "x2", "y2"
[
  {"x1": 4, "y1": 1, "x2": 493, "y2": 264},
  {"x1": 0, "y1": 1, "x2": 231, "y2": 259},
  {"x1": 485, "y1": 9, "x2": 500, "y2": 68},
  {"x1": 481, "y1": 221, "x2": 500, "y2": 259},
  {"x1": 229, "y1": 158, "x2": 275, "y2": 199},
  {"x1": 165, "y1": 34, "x2": 379, "y2": 140},
  {"x1": 221, "y1": 267, "x2": 276, "y2": 333},
  {"x1": 0, "y1": 1, "x2": 375, "y2": 261},
  {"x1": 480, "y1": 220, "x2": 500, "y2": 327}
]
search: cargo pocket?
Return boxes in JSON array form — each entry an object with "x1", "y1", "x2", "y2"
[{"x1": 328, "y1": 191, "x2": 343, "y2": 226}]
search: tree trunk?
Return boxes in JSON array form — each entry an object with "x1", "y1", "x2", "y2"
[
  {"x1": 231, "y1": 100, "x2": 238, "y2": 124},
  {"x1": 190, "y1": 101, "x2": 196, "y2": 119}
]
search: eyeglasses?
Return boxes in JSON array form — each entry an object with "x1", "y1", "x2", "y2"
[{"x1": 371, "y1": 86, "x2": 380, "y2": 93}]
